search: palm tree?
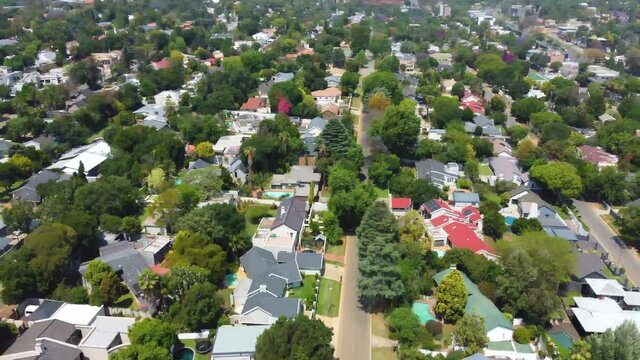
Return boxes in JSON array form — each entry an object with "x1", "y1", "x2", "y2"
[
  {"x1": 138, "y1": 269, "x2": 161, "y2": 312},
  {"x1": 279, "y1": 132, "x2": 290, "y2": 153},
  {"x1": 243, "y1": 146, "x2": 256, "y2": 175}
]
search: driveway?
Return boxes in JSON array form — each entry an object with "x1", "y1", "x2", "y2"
[
  {"x1": 335, "y1": 236, "x2": 370, "y2": 360},
  {"x1": 573, "y1": 200, "x2": 640, "y2": 286}
]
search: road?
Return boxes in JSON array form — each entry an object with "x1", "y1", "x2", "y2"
[
  {"x1": 573, "y1": 200, "x2": 640, "y2": 286},
  {"x1": 336, "y1": 236, "x2": 371, "y2": 360}
]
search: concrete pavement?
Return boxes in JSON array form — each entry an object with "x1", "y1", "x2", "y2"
[
  {"x1": 335, "y1": 236, "x2": 371, "y2": 360},
  {"x1": 573, "y1": 200, "x2": 640, "y2": 285}
]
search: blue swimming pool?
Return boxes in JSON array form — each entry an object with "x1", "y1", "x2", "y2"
[
  {"x1": 262, "y1": 191, "x2": 293, "y2": 199},
  {"x1": 174, "y1": 348, "x2": 194, "y2": 360},
  {"x1": 549, "y1": 331, "x2": 573, "y2": 351},
  {"x1": 224, "y1": 273, "x2": 238, "y2": 287},
  {"x1": 412, "y1": 302, "x2": 436, "y2": 324},
  {"x1": 505, "y1": 216, "x2": 516, "y2": 226}
]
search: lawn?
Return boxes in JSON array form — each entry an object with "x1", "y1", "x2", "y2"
[
  {"x1": 326, "y1": 238, "x2": 346, "y2": 257},
  {"x1": 289, "y1": 275, "x2": 316, "y2": 302},
  {"x1": 371, "y1": 313, "x2": 389, "y2": 338},
  {"x1": 216, "y1": 288, "x2": 233, "y2": 310},
  {"x1": 180, "y1": 339, "x2": 210, "y2": 360},
  {"x1": 114, "y1": 292, "x2": 138, "y2": 310},
  {"x1": 242, "y1": 204, "x2": 276, "y2": 237},
  {"x1": 478, "y1": 163, "x2": 493, "y2": 176},
  {"x1": 372, "y1": 347, "x2": 397, "y2": 360},
  {"x1": 600, "y1": 214, "x2": 620, "y2": 235},
  {"x1": 374, "y1": 186, "x2": 389, "y2": 199},
  {"x1": 317, "y1": 278, "x2": 341, "y2": 317},
  {"x1": 561, "y1": 291, "x2": 581, "y2": 307}
]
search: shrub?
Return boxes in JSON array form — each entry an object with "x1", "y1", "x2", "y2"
[
  {"x1": 513, "y1": 327, "x2": 536, "y2": 344},
  {"x1": 426, "y1": 320, "x2": 443, "y2": 336}
]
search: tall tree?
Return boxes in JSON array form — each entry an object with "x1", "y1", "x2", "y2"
[
  {"x1": 371, "y1": 99, "x2": 420, "y2": 157},
  {"x1": 588, "y1": 321, "x2": 640, "y2": 360},
  {"x1": 453, "y1": 315, "x2": 488, "y2": 354},
  {"x1": 254, "y1": 316, "x2": 335, "y2": 360},
  {"x1": 435, "y1": 270, "x2": 468, "y2": 323}
]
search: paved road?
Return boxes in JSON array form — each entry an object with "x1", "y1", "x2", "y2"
[
  {"x1": 573, "y1": 200, "x2": 640, "y2": 286},
  {"x1": 336, "y1": 236, "x2": 370, "y2": 360}
]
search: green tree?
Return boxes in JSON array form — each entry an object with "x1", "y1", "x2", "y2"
[
  {"x1": 398, "y1": 210, "x2": 429, "y2": 249},
  {"x1": 432, "y1": 96, "x2": 462, "y2": 128},
  {"x1": 175, "y1": 204, "x2": 248, "y2": 254},
  {"x1": 175, "y1": 282, "x2": 223, "y2": 331},
  {"x1": 482, "y1": 210, "x2": 506, "y2": 240},
  {"x1": 181, "y1": 166, "x2": 223, "y2": 200},
  {"x1": 147, "y1": 167, "x2": 166, "y2": 193},
  {"x1": 530, "y1": 162, "x2": 582, "y2": 198},
  {"x1": 511, "y1": 97, "x2": 547, "y2": 123},
  {"x1": 618, "y1": 207, "x2": 640, "y2": 247},
  {"x1": 167, "y1": 231, "x2": 228, "y2": 284},
  {"x1": 166, "y1": 266, "x2": 210, "y2": 302},
  {"x1": 83, "y1": 259, "x2": 114, "y2": 287},
  {"x1": 368, "y1": 154, "x2": 400, "y2": 187},
  {"x1": 451, "y1": 82, "x2": 465, "y2": 99},
  {"x1": 350, "y1": 23, "x2": 370, "y2": 53},
  {"x1": 386, "y1": 307, "x2": 427, "y2": 346},
  {"x1": 588, "y1": 320, "x2": 640, "y2": 360},
  {"x1": 138, "y1": 269, "x2": 161, "y2": 311},
  {"x1": 379, "y1": 55, "x2": 400, "y2": 73},
  {"x1": 128, "y1": 318, "x2": 176, "y2": 349},
  {"x1": 570, "y1": 339, "x2": 591, "y2": 360},
  {"x1": 2, "y1": 202, "x2": 34, "y2": 232},
  {"x1": 363, "y1": 71, "x2": 402, "y2": 104},
  {"x1": 453, "y1": 315, "x2": 488, "y2": 354},
  {"x1": 371, "y1": 99, "x2": 420, "y2": 157},
  {"x1": 340, "y1": 71, "x2": 359, "y2": 96},
  {"x1": 254, "y1": 316, "x2": 335, "y2": 360},
  {"x1": 435, "y1": 270, "x2": 468, "y2": 322},
  {"x1": 67, "y1": 60, "x2": 101, "y2": 89},
  {"x1": 317, "y1": 119, "x2": 353, "y2": 159},
  {"x1": 0, "y1": 322, "x2": 18, "y2": 352},
  {"x1": 332, "y1": 48, "x2": 346, "y2": 68}
]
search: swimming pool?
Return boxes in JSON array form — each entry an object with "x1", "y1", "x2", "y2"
[
  {"x1": 549, "y1": 331, "x2": 573, "y2": 351},
  {"x1": 262, "y1": 191, "x2": 293, "y2": 199},
  {"x1": 412, "y1": 302, "x2": 436, "y2": 324},
  {"x1": 505, "y1": 216, "x2": 516, "y2": 226},
  {"x1": 224, "y1": 273, "x2": 238, "y2": 287},
  {"x1": 174, "y1": 348, "x2": 194, "y2": 360}
]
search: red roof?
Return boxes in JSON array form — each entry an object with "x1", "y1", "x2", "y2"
[
  {"x1": 240, "y1": 97, "x2": 266, "y2": 111},
  {"x1": 152, "y1": 59, "x2": 171, "y2": 70},
  {"x1": 430, "y1": 215, "x2": 452, "y2": 228},
  {"x1": 391, "y1": 197, "x2": 412, "y2": 209},
  {"x1": 461, "y1": 205, "x2": 482, "y2": 223},
  {"x1": 442, "y1": 222, "x2": 494, "y2": 255},
  {"x1": 462, "y1": 100, "x2": 485, "y2": 114}
]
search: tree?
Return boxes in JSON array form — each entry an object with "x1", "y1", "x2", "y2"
[
  {"x1": 368, "y1": 154, "x2": 400, "y2": 187},
  {"x1": 618, "y1": 207, "x2": 640, "y2": 247},
  {"x1": 588, "y1": 320, "x2": 640, "y2": 360},
  {"x1": 329, "y1": 182, "x2": 377, "y2": 229},
  {"x1": 0, "y1": 322, "x2": 18, "y2": 352},
  {"x1": 181, "y1": 166, "x2": 223, "y2": 200},
  {"x1": 482, "y1": 210, "x2": 506, "y2": 239},
  {"x1": 586, "y1": 82, "x2": 606, "y2": 116},
  {"x1": 138, "y1": 269, "x2": 161, "y2": 311},
  {"x1": 363, "y1": 71, "x2": 402, "y2": 104},
  {"x1": 74, "y1": 176, "x2": 141, "y2": 218},
  {"x1": 451, "y1": 82, "x2": 465, "y2": 99},
  {"x1": 128, "y1": 318, "x2": 176, "y2": 349},
  {"x1": 368, "y1": 92, "x2": 391, "y2": 111},
  {"x1": 147, "y1": 168, "x2": 166, "y2": 193},
  {"x1": 175, "y1": 203, "x2": 248, "y2": 254},
  {"x1": 386, "y1": 307, "x2": 427, "y2": 346},
  {"x1": 511, "y1": 97, "x2": 547, "y2": 123},
  {"x1": 167, "y1": 231, "x2": 228, "y2": 284},
  {"x1": 317, "y1": 119, "x2": 353, "y2": 159},
  {"x1": 340, "y1": 71, "x2": 359, "y2": 96},
  {"x1": 350, "y1": 23, "x2": 370, "y2": 53},
  {"x1": 83, "y1": 259, "x2": 114, "y2": 288},
  {"x1": 372, "y1": 99, "x2": 420, "y2": 157},
  {"x1": 511, "y1": 218, "x2": 542, "y2": 235},
  {"x1": 254, "y1": 316, "x2": 335, "y2": 360},
  {"x1": 357, "y1": 202, "x2": 404, "y2": 310},
  {"x1": 68, "y1": 60, "x2": 101, "y2": 89},
  {"x1": 530, "y1": 162, "x2": 582, "y2": 198},
  {"x1": 435, "y1": 270, "x2": 468, "y2": 323},
  {"x1": 332, "y1": 48, "x2": 346, "y2": 68},
  {"x1": 432, "y1": 96, "x2": 462, "y2": 128},
  {"x1": 399, "y1": 210, "x2": 429, "y2": 249},
  {"x1": 110, "y1": 345, "x2": 172, "y2": 360},
  {"x1": 490, "y1": 96, "x2": 507, "y2": 113},
  {"x1": 2, "y1": 202, "x2": 34, "y2": 232},
  {"x1": 453, "y1": 315, "x2": 488, "y2": 354},
  {"x1": 570, "y1": 340, "x2": 591, "y2": 360},
  {"x1": 328, "y1": 164, "x2": 360, "y2": 193},
  {"x1": 175, "y1": 282, "x2": 223, "y2": 331},
  {"x1": 166, "y1": 266, "x2": 210, "y2": 301},
  {"x1": 379, "y1": 55, "x2": 400, "y2": 73}
]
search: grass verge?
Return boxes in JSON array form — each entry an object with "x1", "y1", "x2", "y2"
[
  {"x1": 372, "y1": 347, "x2": 397, "y2": 360},
  {"x1": 600, "y1": 214, "x2": 620, "y2": 235},
  {"x1": 317, "y1": 278, "x2": 341, "y2": 317}
]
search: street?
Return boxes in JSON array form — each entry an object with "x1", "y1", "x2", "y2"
[
  {"x1": 335, "y1": 236, "x2": 371, "y2": 360},
  {"x1": 573, "y1": 200, "x2": 640, "y2": 286}
]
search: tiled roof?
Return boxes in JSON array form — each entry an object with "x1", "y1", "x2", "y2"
[
  {"x1": 391, "y1": 197, "x2": 412, "y2": 209},
  {"x1": 442, "y1": 222, "x2": 494, "y2": 255}
]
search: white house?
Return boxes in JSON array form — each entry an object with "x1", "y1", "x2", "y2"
[{"x1": 310, "y1": 87, "x2": 341, "y2": 106}]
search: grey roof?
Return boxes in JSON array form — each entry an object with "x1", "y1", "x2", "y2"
[
  {"x1": 306, "y1": 117, "x2": 328, "y2": 133},
  {"x1": 37, "y1": 340, "x2": 83, "y2": 360},
  {"x1": 240, "y1": 247, "x2": 302, "y2": 286},
  {"x1": 416, "y1": 159, "x2": 445, "y2": 179},
  {"x1": 242, "y1": 292, "x2": 301, "y2": 318},
  {"x1": 296, "y1": 252, "x2": 324, "y2": 270},
  {"x1": 465, "y1": 354, "x2": 489, "y2": 360},
  {"x1": 80, "y1": 242, "x2": 151, "y2": 295},
  {"x1": 452, "y1": 192, "x2": 480, "y2": 204},
  {"x1": 276, "y1": 252, "x2": 295, "y2": 263},
  {"x1": 273, "y1": 72, "x2": 294, "y2": 83},
  {"x1": 489, "y1": 157, "x2": 525, "y2": 180},
  {"x1": 0, "y1": 38, "x2": 18, "y2": 46},
  {"x1": 26, "y1": 300, "x2": 64, "y2": 321},
  {"x1": 271, "y1": 197, "x2": 307, "y2": 232},
  {"x1": 0, "y1": 139, "x2": 12, "y2": 152},
  {"x1": 544, "y1": 226, "x2": 578, "y2": 241},
  {"x1": 141, "y1": 119, "x2": 168, "y2": 129},
  {"x1": 188, "y1": 158, "x2": 213, "y2": 171},
  {"x1": 12, "y1": 170, "x2": 63, "y2": 203},
  {"x1": 627, "y1": 198, "x2": 640, "y2": 207},
  {"x1": 3, "y1": 319, "x2": 78, "y2": 356},
  {"x1": 212, "y1": 325, "x2": 269, "y2": 356},
  {"x1": 248, "y1": 273, "x2": 287, "y2": 297},
  {"x1": 574, "y1": 252, "x2": 606, "y2": 280}
]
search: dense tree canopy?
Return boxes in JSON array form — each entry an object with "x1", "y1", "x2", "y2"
[{"x1": 254, "y1": 316, "x2": 335, "y2": 360}]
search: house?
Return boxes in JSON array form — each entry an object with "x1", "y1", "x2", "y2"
[
  {"x1": 441, "y1": 221, "x2": 497, "y2": 261},
  {"x1": 598, "y1": 113, "x2": 616, "y2": 122},
  {"x1": 434, "y1": 268, "x2": 513, "y2": 342},
  {"x1": 134, "y1": 103, "x2": 167, "y2": 128},
  {"x1": 47, "y1": 138, "x2": 111, "y2": 178},
  {"x1": 320, "y1": 103, "x2": 340, "y2": 120},
  {"x1": 464, "y1": 115, "x2": 502, "y2": 137},
  {"x1": 79, "y1": 236, "x2": 172, "y2": 302},
  {"x1": 415, "y1": 159, "x2": 462, "y2": 188},
  {"x1": 153, "y1": 90, "x2": 184, "y2": 107},
  {"x1": 12, "y1": 170, "x2": 67, "y2": 203},
  {"x1": 151, "y1": 59, "x2": 172, "y2": 70},
  {"x1": 272, "y1": 72, "x2": 294, "y2": 83},
  {"x1": 525, "y1": 89, "x2": 546, "y2": 99},
  {"x1": 35, "y1": 50, "x2": 57, "y2": 67},
  {"x1": 441, "y1": 79, "x2": 456, "y2": 93},
  {"x1": 390, "y1": 197, "x2": 412, "y2": 217},
  {"x1": 240, "y1": 97, "x2": 271, "y2": 113},
  {"x1": 213, "y1": 135, "x2": 248, "y2": 168},
  {"x1": 451, "y1": 192, "x2": 480, "y2": 209},
  {"x1": 23, "y1": 135, "x2": 56, "y2": 151},
  {"x1": 271, "y1": 165, "x2": 321, "y2": 197},
  {"x1": 577, "y1": 145, "x2": 618, "y2": 168},
  {"x1": 427, "y1": 128, "x2": 446, "y2": 141},
  {"x1": 233, "y1": 246, "x2": 319, "y2": 324},
  {"x1": 421, "y1": 199, "x2": 466, "y2": 220},
  {"x1": 40, "y1": 67, "x2": 68, "y2": 86},
  {"x1": 488, "y1": 157, "x2": 528, "y2": 185},
  {"x1": 211, "y1": 325, "x2": 269, "y2": 359},
  {"x1": 300, "y1": 117, "x2": 328, "y2": 156},
  {"x1": 488, "y1": 139, "x2": 513, "y2": 157},
  {"x1": 311, "y1": 87, "x2": 341, "y2": 106},
  {"x1": 252, "y1": 197, "x2": 308, "y2": 256},
  {"x1": 460, "y1": 94, "x2": 486, "y2": 115},
  {"x1": 430, "y1": 53, "x2": 453, "y2": 68},
  {"x1": 91, "y1": 51, "x2": 122, "y2": 79},
  {"x1": 1, "y1": 300, "x2": 134, "y2": 360},
  {"x1": 587, "y1": 65, "x2": 619, "y2": 83},
  {"x1": 324, "y1": 75, "x2": 341, "y2": 88},
  {"x1": 228, "y1": 112, "x2": 276, "y2": 135},
  {"x1": 565, "y1": 252, "x2": 607, "y2": 293},
  {"x1": 571, "y1": 295, "x2": 640, "y2": 334}
]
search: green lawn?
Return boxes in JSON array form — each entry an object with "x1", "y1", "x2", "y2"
[
  {"x1": 242, "y1": 204, "x2": 276, "y2": 237},
  {"x1": 374, "y1": 186, "x2": 389, "y2": 199},
  {"x1": 478, "y1": 163, "x2": 493, "y2": 176},
  {"x1": 216, "y1": 288, "x2": 233, "y2": 310},
  {"x1": 600, "y1": 214, "x2": 620, "y2": 235},
  {"x1": 179, "y1": 339, "x2": 210, "y2": 360},
  {"x1": 317, "y1": 278, "x2": 341, "y2": 317},
  {"x1": 289, "y1": 275, "x2": 316, "y2": 302},
  {"x1": 114, "y1": 292, "x2": 138, "y2": 310},
  {"x1": 326, "y1": 239, "x2": 346, "y2": 257},
  {"x1": 561, "y1": 291, "x2": 581, "y2": 307},
  {"x1": 372, "y1": 347, "x2": 397, "y2": 360}
]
